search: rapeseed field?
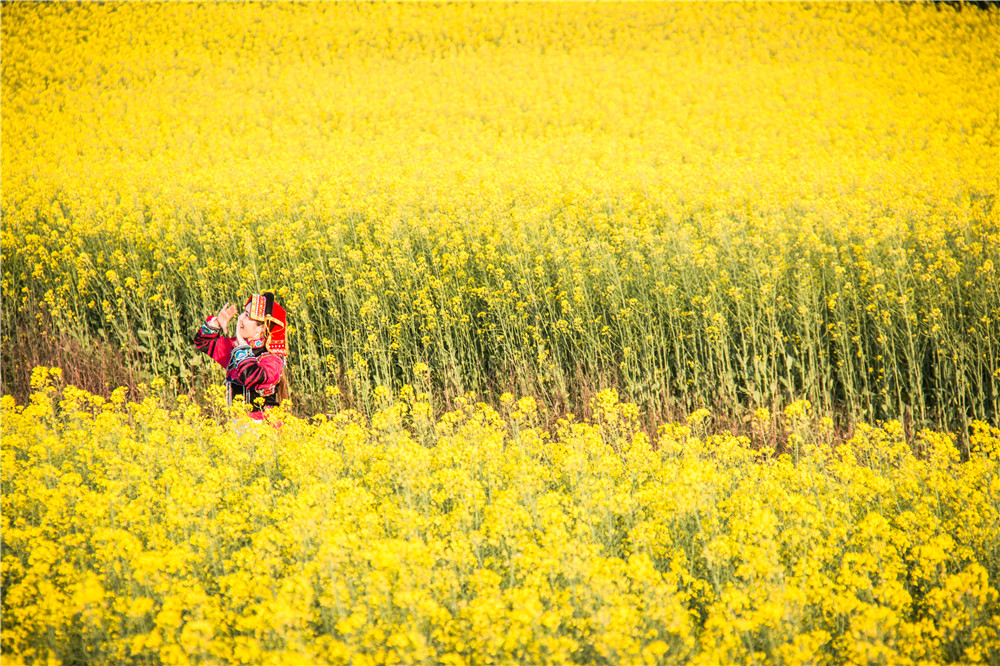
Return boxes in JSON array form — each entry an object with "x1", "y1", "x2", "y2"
[
  {"x1": 2, "y1": 2, "x2": 999, "y2": 663},
  {"x1": 3, "y1": 2, "x2": 997, "y2": 426},
  {"x1": 3, "y1": 369, "x2": 999, "y2": 664}
]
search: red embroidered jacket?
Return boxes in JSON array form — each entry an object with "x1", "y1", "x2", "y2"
[{"x1": 194, "y1": 318, "x2": 285, "y2": 419}]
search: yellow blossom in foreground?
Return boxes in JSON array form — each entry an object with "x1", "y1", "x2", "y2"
[{"x1": 2, "y1": 378, "x2": 998, "y2": 664}]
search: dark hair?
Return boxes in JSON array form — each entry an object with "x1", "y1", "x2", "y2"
[
  {"x1": 275, "y1": 373, "x2": 290, "y2": 403},
  {"x1": 264, "y1": 321, "x2": 291, "y2": 404}
]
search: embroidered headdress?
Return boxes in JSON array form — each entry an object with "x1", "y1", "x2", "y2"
[{"x1": 244, "y1": 292, "x2": 287, "y2": 355}]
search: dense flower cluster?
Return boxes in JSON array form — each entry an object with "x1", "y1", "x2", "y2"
[
  {"x1": 3, "y1": 370, "x2": 998, "y2": 664},
  {"x1": 2, "y1": 3, "x2": 997, "y2": 425}
]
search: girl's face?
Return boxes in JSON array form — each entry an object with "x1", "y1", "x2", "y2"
[{"x1": 237, "y1": 306, "x2": 266, "y2": 342}]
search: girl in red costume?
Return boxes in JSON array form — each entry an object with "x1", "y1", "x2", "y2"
[{"x1": 194, "y1": 292, "x2": 289, "y2": 420}]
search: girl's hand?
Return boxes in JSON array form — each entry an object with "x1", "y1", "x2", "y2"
[{"x1": 213, "y1": 303, "x2": 238, "y2": 331}]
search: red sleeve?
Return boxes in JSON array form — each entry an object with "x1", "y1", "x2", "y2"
[{"x1": 194, "y1": 318, "x2": 236, "y2": 368}]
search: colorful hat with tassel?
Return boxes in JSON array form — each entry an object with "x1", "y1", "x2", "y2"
[{"x1": 244, "y1": 292, "x2": 287, "y2": 355}]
